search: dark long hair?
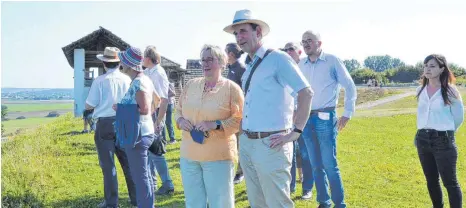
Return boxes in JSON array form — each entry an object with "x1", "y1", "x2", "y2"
[{"x1": 416, "y1": 54, "x2": 456, "y2": 105}]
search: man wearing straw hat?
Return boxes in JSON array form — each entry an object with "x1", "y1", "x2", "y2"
[
  {"x1": 85, "y1": 47, "x2": 136, "y2": 208},
  {"x1": 223, "y1": 9, "x2": 314, "y2": 207}
]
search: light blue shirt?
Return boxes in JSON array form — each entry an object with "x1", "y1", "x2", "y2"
[
  {"x1": 241, "y1": 46, "x2": 310, "y2": 132},
  {"x1": 298, "y1": 52, "x2": 357, "y2": 118}
]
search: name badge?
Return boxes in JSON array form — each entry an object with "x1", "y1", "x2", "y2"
[{"x1": 318, "y1": 112, "x2": 330, "y2": 120}]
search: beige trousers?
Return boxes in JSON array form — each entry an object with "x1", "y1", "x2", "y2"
[{"x1": 239, "y1": 133, "x2": 294, "y2": 208}]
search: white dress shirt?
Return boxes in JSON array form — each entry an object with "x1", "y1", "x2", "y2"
[
  {"x1": 144, "y1": 64, "x2": 169, "y2": 105},
  {"x1": 417, "y1": 85, "x2": 464, "y2": 131},
  {"x1": 298, "y1": 52, "x2": 357, "y2": 118},
  {"x1": 241, "y1": 46, "x2": 310, "y2": 132},
  {"x1": 86, "y1": 68, "x2": 131, "y2": 118}
]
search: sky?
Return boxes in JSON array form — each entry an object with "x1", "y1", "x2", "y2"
[{"x1": 1, "y1": 0, "x2": 465, "y2": 88}]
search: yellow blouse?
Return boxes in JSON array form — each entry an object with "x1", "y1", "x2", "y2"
[{"x1": 175, "y1": 77, "x2": 244, "y2": 162}]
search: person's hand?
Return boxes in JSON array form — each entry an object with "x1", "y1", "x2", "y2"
[
  {"x1": 112, "y1": 104, "x2": 118, "y2": 111},
  {"x1": 154, "y1": 120, "x2": 165, "y2": 132},
  {"x1": 177, "y1": 117, "x2": 193, "y2": 132},
  {"x1": 196, "y1": 121, "x2": 216, "y2": 132},
  {"x1": 269, "y1": 132, "x2": 300, "y2": 148},
  {"x1": 337, "y1": 116, "x2": 350, "y2": 131}
]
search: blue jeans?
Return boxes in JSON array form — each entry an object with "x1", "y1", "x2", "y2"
[
  {"x1": 162, "y1": 103, "x2": 175, "y2": 142},
  {"x1": 148, "y1": 152, "x2": 174, "y2": 189},
  {"x1": 180, "y1": 158, "x2": 235, "y2": 208},
  {"x1": 123, "y1": 134, "x2": 155, "y2": 208},
  {"x1": 291, "y1": 137, "x2": 315, "y2": 193},
  {"x1": 302, "y1": 110, "x2": 346, "y2": 208},
  {"x1": 291, "y1": 141, "x2": 298, "y2": 192}
]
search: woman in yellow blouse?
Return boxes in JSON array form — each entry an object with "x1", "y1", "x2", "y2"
[{"x1": 175, "y1": 44, "x2": 244, "y2": 208}]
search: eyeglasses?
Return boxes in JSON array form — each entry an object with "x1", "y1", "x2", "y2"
[
  {"x1": 301, "y1": 39, "x2": 316, "y2": 45},
  {"x1": 200, "y1": 58, "x2": 218, "y2": 65},
  {"x1": 283, "y1": 47, "x2": 296, "y2": 52}
]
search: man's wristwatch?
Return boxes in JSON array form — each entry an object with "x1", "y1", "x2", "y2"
[
  {"x1": 293, "y1": 127, "x2": 303, "y2": 134},
  {"x1": 215, "y1": 120, "x2": 222, "y2": 130}
]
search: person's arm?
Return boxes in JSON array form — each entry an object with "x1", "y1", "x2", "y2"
[
  {"x1": 450, "y1": 87, "x2": 464, "y2": 131},
  {"x1": 136, "y1": 90, "x2": 151, "y2": 115},
  {"x1": 334, "y1": 57, "x2": 357, "y2": 130},
  {"x1": 269, "y1": 53, "x2": 312, "y2": 148},
  {"x1": 196, "y1": 82, "x2": 245, "y2": 135},
  {"x1": 85, "y1": 80, "x2": 100, "y2": 110},
  {"x1": 156, "y1": 98, "x2": 169, "y2": 124},
  {"x1": 335, "y1": 57, "x2": 357, "y2": 119},
  {"x1": 294, "y1": 87, "x2": 313, "y2": 131},
  {"x1": 152, "y1": 91, "x2": 161, "y2": 115},
  {"x1": 175, "y1": 80, "x2": 193, "y2": 131},
  {"x1": 153, "y1": 74, "x2": 170, "y2": 125}
]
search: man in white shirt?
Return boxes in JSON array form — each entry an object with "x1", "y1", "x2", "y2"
[
  {"x1": 298, "y1": 30, "x2": 357, "y2": 208},
  {"x1": 142, "y1": 46, "x2": 175, "y2": 195},
  {"x1": 224, "y1": 10, "x2": 313, "y2": 208},
  {"x1": 85, "y1": 47, "x2": 136, "y2": 208}
]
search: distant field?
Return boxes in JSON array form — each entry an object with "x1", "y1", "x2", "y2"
[
  {"x1": 4, "y1": 103, "x2": 73, "y2": 113},
  {"x1": 2, "y1": 117, "x2": 59, "y2": 135},
  {"x1": 1, "y1": 100, "x2": 73, "y2": 136}
]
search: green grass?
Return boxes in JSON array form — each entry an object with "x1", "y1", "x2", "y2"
[
  {"x1": 2, "y1": 117, "x2": 58, "y2": 135},
  {"x1": 3, "y1": 113, "x2": 465, "y2": 207},
  {"x1": 4, "y1": 103, "x2": 73, "y2": 113}
]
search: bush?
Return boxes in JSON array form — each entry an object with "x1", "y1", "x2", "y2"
[{"x1": 350, "y1": 68, "x2": 387, "y2": 84}]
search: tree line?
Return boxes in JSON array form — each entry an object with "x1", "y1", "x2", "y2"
[{"x1": 342, "y1": 55, "x2": 466, "y2": 85}]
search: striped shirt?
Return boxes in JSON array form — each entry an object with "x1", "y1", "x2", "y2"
[{"x1": 175, "y1": 77, "x2": 244, "y2": 162}]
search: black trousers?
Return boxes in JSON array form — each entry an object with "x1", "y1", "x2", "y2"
[{"x1": 415, "y1": 129, "x2": 462, "y2": 208}]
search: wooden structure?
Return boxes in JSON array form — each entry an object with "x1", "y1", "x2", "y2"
[{"x1": 62, "y1": 26, "x2": 187, "y2": 117}]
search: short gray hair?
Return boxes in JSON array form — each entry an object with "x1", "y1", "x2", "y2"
[{"x1": 200, "y1": 44, "x2": 227, "y2": 68}]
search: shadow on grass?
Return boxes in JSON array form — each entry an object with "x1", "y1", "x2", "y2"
[
  {"x1": 60, "y1": 131, "x2": 91, "y2": 136},
  {"x1": 49, "y1": 196, "x2": 103, "y2": 208},
  {"x1": 2, "y1": 191, "x2": 45, "y2": 208},
  {"x1": 235, "y1": 190, "x2": 249, "y2": 203}
]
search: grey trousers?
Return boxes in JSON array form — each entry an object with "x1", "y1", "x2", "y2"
[{"x1": 94, "y1": 117, "x2": 137, "y2": 207}]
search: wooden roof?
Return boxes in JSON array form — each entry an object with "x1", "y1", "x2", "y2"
[{"x1": 62, "y1": 26, "x2": 185, "y2": 71}]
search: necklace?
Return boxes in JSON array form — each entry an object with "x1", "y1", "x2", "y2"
[{"x1": 203, "y1": 77, "x2": 223, "y2": 93}]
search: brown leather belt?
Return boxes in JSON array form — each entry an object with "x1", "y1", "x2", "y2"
[{"x1": 243, "y1": 129, "x2": 290, "y2": 139}]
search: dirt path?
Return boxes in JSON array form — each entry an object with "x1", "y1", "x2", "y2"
[{"x1": 355, "y1": 91, "x2": 416, "y2": 110}]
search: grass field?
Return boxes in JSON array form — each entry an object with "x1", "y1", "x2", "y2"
[
  {"x1": 2, "y1": 113, "x2": 465, "y2": 208},
  {"x1": 2, "y1": 117, "x2": 58, "y2": 135},
  {"x1": 3, "y1": 103, "x2": 73, "y2": 113}
]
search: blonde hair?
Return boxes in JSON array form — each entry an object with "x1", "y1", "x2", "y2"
[
  {"x1": 144, "y1": 45, "x2": 162, "y2": 64},
  {"x1": 200, "y1": 44, "x2": 227, "y2": 68}
]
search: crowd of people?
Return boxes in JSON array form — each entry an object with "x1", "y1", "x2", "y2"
[{"x1": 84, "y1": 9, "x2": 463, "y2": 208}]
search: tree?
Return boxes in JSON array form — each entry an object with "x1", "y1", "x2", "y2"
[
  {"x1": 1, "y1": 105, "x2": 7, "y2": 136},
  {"x1": 384, "y1": 65, "x2": 423, "y2": 83},
  {"x1": 350, "y1": 68, "x2": 382, "y2": 84},
  {"x1": 343, "y1": 59, "x2": 361, "y2": 72},
  {"x1": 448, "y1": 63, "x2": 466, "y2": 77},
  {"x1": 363, "y1": 55, "x2": 406, "y2": 72}
]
